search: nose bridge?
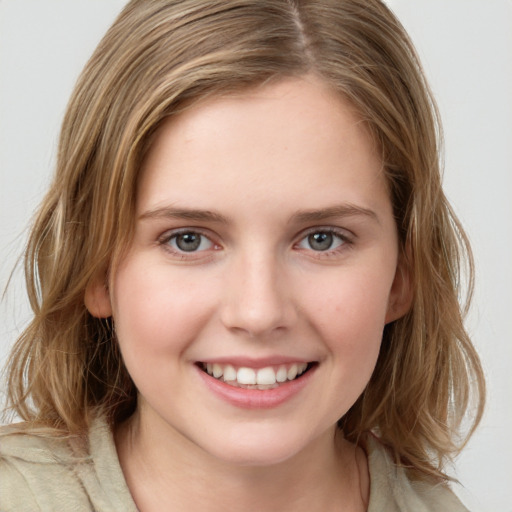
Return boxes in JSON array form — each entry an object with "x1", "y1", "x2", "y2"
[{"x1": 221, "y1": 245, "x2": 296, "y2": 337}]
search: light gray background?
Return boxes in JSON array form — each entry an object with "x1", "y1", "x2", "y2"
[{"x1": 1, "y1": 1, "x2": 511, "y2": 510}]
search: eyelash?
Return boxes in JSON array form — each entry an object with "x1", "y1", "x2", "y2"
[
  {"x1": 294, "y1": 227, "x2": 352, "y2": 257},
  {"x1": 158, "y1": 227, "x2": 352, "y2": 258},
  {"x1": 158, "y1": 229, "x2": 219, "y2": 259}
]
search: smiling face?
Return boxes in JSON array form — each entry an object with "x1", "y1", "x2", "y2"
[{"x1": 86, "y1": 76, "x2": 410, "y2": 466}]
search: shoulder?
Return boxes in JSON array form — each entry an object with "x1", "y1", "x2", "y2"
[
  {"x1": 365, "y1": 435, "x2": 469, "y2": 512},
  {"x1": 0, "y1": 418, "x2": 136, "y2": 511},
  {"x1": 0, "y1": 422, "x2": 93, "y2": 510},
  {"x1": 0, "y1": 422, "x2": 82, "y2": 463}
]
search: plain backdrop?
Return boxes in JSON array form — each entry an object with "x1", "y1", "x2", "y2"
[{"x1": 1, "y1": 1, "x2": 511, "y2": 510}]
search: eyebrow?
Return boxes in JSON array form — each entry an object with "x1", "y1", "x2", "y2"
[
  {"x1": 291, "y1": 204, "x2": 379, "y2": 224},
  {"x1": 139, "y1": 203, "x2": 379, "y2": 224},
  {"x1": 139, "y1": 206, "x2": 229, "y2": 223}
]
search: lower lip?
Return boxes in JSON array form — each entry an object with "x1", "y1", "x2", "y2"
[{"x1": 196, "y1": 365, "x2": 316, "y2": 409}]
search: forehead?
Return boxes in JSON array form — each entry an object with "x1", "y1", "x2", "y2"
[{"x1": 137, "y1": 76, "x2": 390, "y2": 221}]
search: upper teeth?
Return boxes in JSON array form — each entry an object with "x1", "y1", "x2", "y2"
[{"x1": 204, "y1": 363, "x2": 308, "y2": 386}]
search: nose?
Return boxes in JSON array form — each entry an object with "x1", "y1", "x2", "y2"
[{"x1": 220, "y1": 251, "x2": 297, "y2": 338}]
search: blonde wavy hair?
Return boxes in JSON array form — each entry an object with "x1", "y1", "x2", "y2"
[{"x1": 4, "y1": 0, "x2": 484, "y2": 480}]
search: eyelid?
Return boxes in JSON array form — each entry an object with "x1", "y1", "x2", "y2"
[
  {"x1": 294, "y1": 226, "x2": 354, "y2": 254},
  {"x1": 156, "y1": 225, "x2": 353, "y2": 259},
  {"x1": 158, "y1": 228, "x2": 221, "y2": 257},
  {"x1": 297, "y1": 225, "x2": 353, "y2": 240}
]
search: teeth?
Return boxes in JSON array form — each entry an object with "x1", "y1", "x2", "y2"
[
  {"x1": 203, "y1": 362, "x2": 310, "y2": 386},
  {"x1": 287, "y1": 364, "x2": 298, "y2": 380},
  {"x1": 237, "y1": 367, "x2": 256, "y2": 385},
  {"x1": 212, "y1": 363, "x2": 223, "y2": 378},
  {"x1": 223, "y1": 364, "x2": 237, "y2": 382},
  {"x1": 256, "y1": 367, "x2": 276, "y2": 385},
  {"x1": 276, "y1": 366, "x2": 288, "y2": 383}
]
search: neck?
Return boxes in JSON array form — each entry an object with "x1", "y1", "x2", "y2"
[{"x1": 115, "y1": 410, "x2": 368, "y2": 512}]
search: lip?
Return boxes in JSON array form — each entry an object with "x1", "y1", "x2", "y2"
[
  {"x1": 195, "y1": 362, "x2": 317, "y2": 409},
  {"x1": 197, "y1": 356, "x2": 312, "y2": 369}
]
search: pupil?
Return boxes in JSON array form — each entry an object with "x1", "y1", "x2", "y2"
[
  {"x1": 308, "y1": 232, "x2": 333, "y2": 251},
  {"x1": 176, "y1": 232, "x2": 201, "y2": 251}
]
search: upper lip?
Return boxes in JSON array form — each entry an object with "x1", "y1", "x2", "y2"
[{"x1": 196, "y1": 356, "x2": 315, "y2": 369}]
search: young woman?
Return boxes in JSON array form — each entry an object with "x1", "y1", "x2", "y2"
[{"x1": 1, "y1": 1, "x2": 485, "y2": 510}]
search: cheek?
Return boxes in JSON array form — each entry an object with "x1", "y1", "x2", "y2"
[
  {"x1": 307, "y1": 268, "x2": 392, "y2": 326},
  {"x1": 111, "y1": 261, "x2": 217, "y2": 354},
  {"x1": 302, "y1": 267, "x2": 393, "y2": 361}
]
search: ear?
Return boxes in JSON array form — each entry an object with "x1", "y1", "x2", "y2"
[
  {"x1": 385, "y1": 253, "x2": 413, "y2": 324},
  {"x1": 84, "y1": 272, "x2": 113, "y2": 318}
]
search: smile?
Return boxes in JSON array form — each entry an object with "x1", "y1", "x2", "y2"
[{"x1": 199, "y1": 362, "x2": 314, "y2": 390}]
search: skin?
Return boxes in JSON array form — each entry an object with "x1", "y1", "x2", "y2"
[{"x1": 86, "y1": 76, "x2": 411, "y2": 511}]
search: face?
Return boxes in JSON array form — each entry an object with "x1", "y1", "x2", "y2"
[{"x1": 87, "y1": 77, "x2": 409, "y2": 466}]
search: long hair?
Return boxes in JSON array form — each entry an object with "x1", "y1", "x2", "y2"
[{"x1": 5, "y1": 0, "x2": 484, "y2": 480}]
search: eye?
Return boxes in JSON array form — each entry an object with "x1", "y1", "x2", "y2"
[
  {"x1": 165, "y1": 231, "x2": 214, "y2": 253},
  {"x1": 297, "y1": 230, "x2": 346, "y2": 252}
]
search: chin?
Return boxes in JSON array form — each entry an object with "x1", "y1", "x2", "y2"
[{"x1": 201, "y1": 425, "x2": 327, "y2": 467}]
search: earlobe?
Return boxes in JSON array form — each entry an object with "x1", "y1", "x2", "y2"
[
  {"x1": 385, "y1": 255, "x2": 413, "y2": 324},
  {"x1": 85, "y1": 274, "x2": 113, "y2": 318}
]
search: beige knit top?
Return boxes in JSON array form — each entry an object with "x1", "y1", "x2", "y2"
[{"x1": 0, "y1": 417, "x2": 468, "y2": 511}]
